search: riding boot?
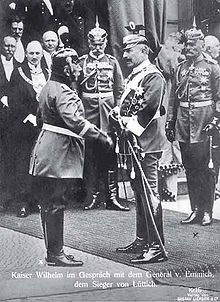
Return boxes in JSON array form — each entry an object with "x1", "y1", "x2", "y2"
[
  {"x1": 181, "y1": 170, "x2": 203, "y2": 224},
  {"x1": 41, "y1": 207, "x2": 83, "y2": 266},
  {"x1": 201, "y1": 169, "x2": 215, "y2": 226},
  {"x1": 105, "y1": 170, "x2": 130, "y2": 211},
  {"x1": 149, "y1": 201, "x2": 165, "y2": 245}
]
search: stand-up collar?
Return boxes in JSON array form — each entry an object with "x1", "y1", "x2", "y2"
[{"x1": 132, "y1": 59, "x2": 151, "y2": 75}]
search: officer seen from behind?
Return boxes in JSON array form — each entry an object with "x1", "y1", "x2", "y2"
[{"x1": 29, "y1": 48, "x2": 113, "y2": 267}]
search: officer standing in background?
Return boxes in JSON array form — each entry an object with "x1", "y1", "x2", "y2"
[
  {"x1": 29, "y1": 48, "x2": 114, "y2": 267},
  {"x1": 115, "y1": 24, "x2": 167, "y2": 264},
  {"x1": 166, "y1": 26, "x2": 220, "y2": 226},
  {"x1": 79, "y1": 20, "x2": 129, "y2": 211}
]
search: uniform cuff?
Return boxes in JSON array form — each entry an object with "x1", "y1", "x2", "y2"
[
  {"x1": 126, "y1": 116, "x2": 145, "y2": 137},
  {"x1": 79, "y1": 120, "x2": 91, "y2": 137}
]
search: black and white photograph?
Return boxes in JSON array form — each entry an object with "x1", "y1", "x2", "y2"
[{"x1": 0, "y1": 0, "x2": 219, "y2": 301}]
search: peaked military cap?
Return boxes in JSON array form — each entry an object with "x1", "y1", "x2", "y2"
[
  {"x1": 52, "y1": 48, "x2": 79, "y2": 73},
  {"x1": 123, "y1": 22, "x2": 148, "y2": 50}
]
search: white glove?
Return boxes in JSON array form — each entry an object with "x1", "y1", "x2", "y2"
[
  {"x1": 9, "y1": 2, "x2": 16, "y2": 10},
  {"x1": 0, "y1": 96, "x2": 8, "y2": 107},
  {"x1": 23, "y1": 114, "x2": 37, "y2": 126}
]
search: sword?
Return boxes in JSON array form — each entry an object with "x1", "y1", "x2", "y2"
[
  {"x1": 127, "y1": 139, "x2": 168, "y2": 259},
  {"x1": 208, "y1": 136, "x2": 214, "y2": 169}
]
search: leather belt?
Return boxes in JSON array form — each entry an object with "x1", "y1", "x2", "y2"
[
  {"x1": 42, "y1": 123, "x2": 82, "y2": 139},
  {"x1": 179, "y1": 100, "x2": 212, "y2": 108},
  {"x1": 82, "y1": 91, "x2": 113, "y2": 98}
]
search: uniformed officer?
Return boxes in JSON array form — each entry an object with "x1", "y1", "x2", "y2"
[
  {"x1": 166, "y1": 26, "x2": 220, "y2": 226},
  {"x1": 115, "y1": 24, "x2": 167, "y2": 264},
  {"x1": 29, "y1": 48, "x2": 113, "y2": 267},
  {"x1": 79, "y1": 20, "x2": 130, "y2": 212}
]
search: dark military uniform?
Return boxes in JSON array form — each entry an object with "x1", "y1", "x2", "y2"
[
  {"x1": 79, "y1": 51, "x2": 126, "y2": 209},
  {"x1": 28, "y1": 49, "x2": 112, "y2": 266},
  {"x1": 167, "y1": 53, "x2": 220, "y2": 222}
]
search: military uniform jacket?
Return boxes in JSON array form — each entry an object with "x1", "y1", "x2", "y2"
[
  {"x1": 167, "y1": 53, "x2": 220, "y2": 143},
  {"x1": 79, "y1": 52, "x2": 124, "y2": 133},
  {"x1": 29, "y1": 76, "x2": 104, "y2": 179},
  {"x1": 120, "y1": 59, "x2": 167, "y2": 153}
]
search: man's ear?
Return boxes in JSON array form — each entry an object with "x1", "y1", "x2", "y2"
[{"x1": 142, "y1": 45, "x2": 149, "y2": 55}]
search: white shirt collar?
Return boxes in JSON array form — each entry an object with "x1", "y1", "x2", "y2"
[
  {"x1": 14, "y1": 39, "x2": 25, "y2": 63},
  {"x1": 1, "y1": 54, "x2": 13, "y2": 64},
  {"x1": 1, "y1": 54, "x2": 14, "y2": 81},
  {"x1": 28, "y1": 62, "x2": 42, "y2": 74}
]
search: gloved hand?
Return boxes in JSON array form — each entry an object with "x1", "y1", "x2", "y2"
[
  {"x1": 165, "y1": 121, "x2": 175, "y2": 143},
  {"x1": 98, "y1": 132, "x2": 114, "y2": 150},
  {"x1": 204, "y1": 117, "x2": 220, "y2": 136}
]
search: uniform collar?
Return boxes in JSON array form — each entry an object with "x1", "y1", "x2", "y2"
[
  {"x1": 188, "y1": 53, "x2": 204, "y2": 65},
  {"x1": 89, "y1": 51, "x2": 105, "y2": 60},
  {"x1": 132, "y1": 59, "x2": 151, "y2": 75}
]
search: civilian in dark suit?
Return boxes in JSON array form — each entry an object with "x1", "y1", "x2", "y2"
[
  {"x1": 0, "y1": 35, "x2": 19, "y2": 210},
  {"x1": 8, "y1": 40, "x2": 49, "y2": 217}
]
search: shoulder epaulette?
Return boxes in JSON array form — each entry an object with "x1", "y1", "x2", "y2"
[
  {"x1": 106, "y1": 54, "x2": 116, "y2": 60},
  {"x1": 203, "y1": 53, "x2": 218, "y2": 64},
  {"x1": 60, "y1": 83, "x2": 71, "y2": 91}
]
